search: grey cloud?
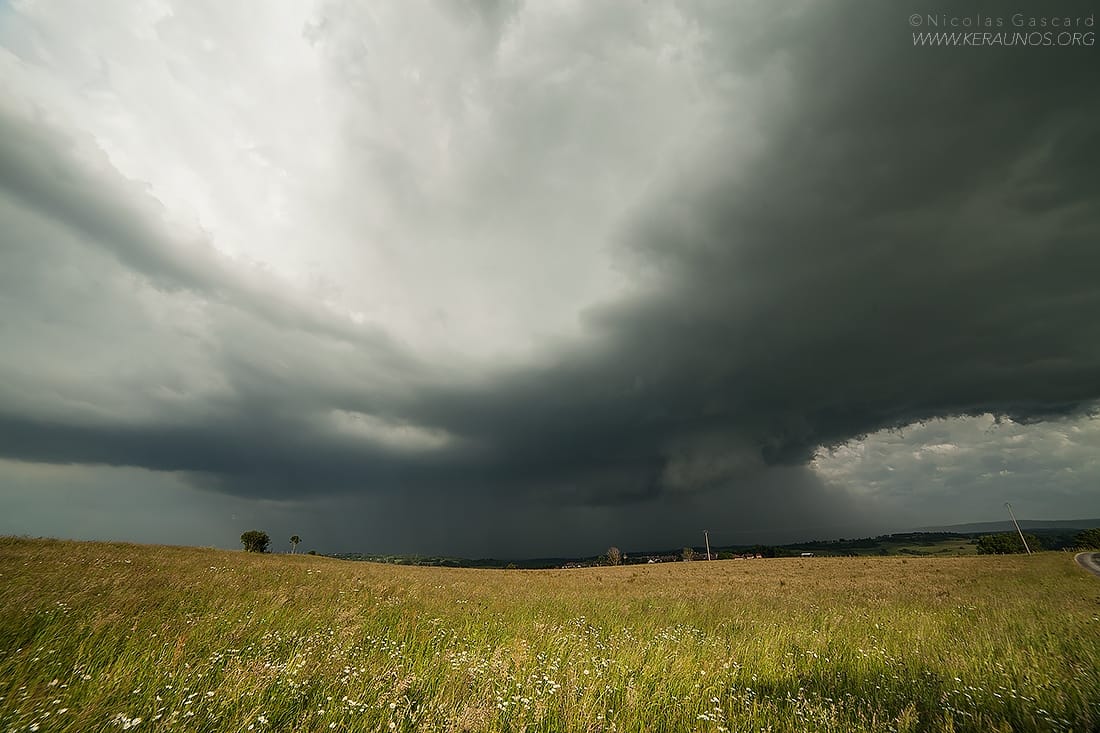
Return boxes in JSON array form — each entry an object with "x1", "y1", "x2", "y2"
[
  {"x1": 0, "y1": 98, "x2": 416, "y2": 370},
  {"x1": 2, "y1": 0, "x2": 1099, "y2": 554},
  {"x1": 332, "y1": 0, "x2": 1100, "y2": 500}
]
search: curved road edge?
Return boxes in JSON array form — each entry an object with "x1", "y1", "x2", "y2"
[{"x1": 1074, "y1": 552, "x2": 1100, "y2": 579}]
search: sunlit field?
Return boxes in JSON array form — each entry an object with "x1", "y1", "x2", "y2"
[{"x1": 1, "y1": 538, "x2": 1097, "y2": 732}]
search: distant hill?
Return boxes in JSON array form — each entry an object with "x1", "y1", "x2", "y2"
[
  {"x1": 327, "y1": 520, "x2": 1100, "y2": 568},
  {"x1": 916, "y1": 518, "x2": 1100, "y2": 533}
]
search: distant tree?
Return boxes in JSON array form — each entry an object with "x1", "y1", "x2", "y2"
[
  {"x1": 976, "y1": 532, "x2": 1041, "y2": 555},
  {"x1": 307, "y1": 550, "x2": 317, "y2": 556},
  {"x1": 240, "y1": 530, "x2": 270, "y2": 554},
  {"x1": 290, "y1": 535, "x2": 301, "y2": 554},
  {"x1": 1075, "y1": 528, "x2": 1100, "y2": 549},
  {"x1": 606, "y1": 546, "x2": 622, "y2": 566},
  {"x1": 682, "y1": 547, "x2": 694, "y2": 561}
]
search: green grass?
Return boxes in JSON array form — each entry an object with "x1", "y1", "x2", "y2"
[{"x1": 1, "y1": 538, "x2": 1098, "y2": 732}]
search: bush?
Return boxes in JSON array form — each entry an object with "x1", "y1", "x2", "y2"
[
  {"x1": 976, "y1": 532, "x2": 1040, "y2": 555},
  {"x1": 240, "y1": 530, "x2": 270, "y2": 554}
]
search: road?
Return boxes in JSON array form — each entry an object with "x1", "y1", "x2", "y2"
[{"x1": 1075, "y1": 552, "x2": 1100, "y2": 579}]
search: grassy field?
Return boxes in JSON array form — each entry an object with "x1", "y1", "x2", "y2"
[
  {"x1": 839, "y1": 538, "x2": 979, "y2": 557},
  {"x1": 1, "y1": 538, "x2": 1098, "y2": 732}
]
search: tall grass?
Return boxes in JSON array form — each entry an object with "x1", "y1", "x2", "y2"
[{"x1": 1, "y1": 537, "x2": 1097, "y2": 731}]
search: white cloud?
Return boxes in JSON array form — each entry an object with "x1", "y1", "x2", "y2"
[
  {"x1": 811, "y1": 414, "x2": 1100, "y2": 524},
  {"x1": 0, "y1": 0, "x2": 729, "y2": 364},
  {"x1": 326, "y1": 409, "x2": 453, "y2": 452}
]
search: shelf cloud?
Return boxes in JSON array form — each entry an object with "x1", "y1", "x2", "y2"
[{"x1": 1, "y1": 0, "x2": 1097, "y2": 554}]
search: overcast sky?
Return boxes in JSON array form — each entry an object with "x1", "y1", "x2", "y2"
[{"x1": 1, "y1": 1, "x2": 1098, "y2": 557}]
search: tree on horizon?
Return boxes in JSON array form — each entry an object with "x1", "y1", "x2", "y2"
[{"x1": 241, "y1": 530, "x2": 270, "y2": 554}]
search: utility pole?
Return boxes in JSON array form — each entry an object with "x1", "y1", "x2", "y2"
[
  {"x1": 1005, "y1": 502, "x2": 1031, "y2": 555},
  {"x1": 703, "y1": 529, "x2": 712, "y2": 561}
]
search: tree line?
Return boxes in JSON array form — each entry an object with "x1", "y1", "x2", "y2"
[{"x1": 976, "y1": 528, "x2": 1100, "y2": 554}]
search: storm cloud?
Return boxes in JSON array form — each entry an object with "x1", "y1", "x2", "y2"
[{"x1": 1, "y1": 0, "x2": 1098, "y2": 555}]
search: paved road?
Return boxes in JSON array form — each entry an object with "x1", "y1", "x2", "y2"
[{"x1": 1075, "y1": 552, "x2": 1100, "y2": 579}]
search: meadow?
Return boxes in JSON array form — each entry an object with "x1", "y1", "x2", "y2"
[{"x1": 1, "y1": 537, "x2": 1097, "y2": 732}]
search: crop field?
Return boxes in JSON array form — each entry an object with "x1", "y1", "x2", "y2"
[
  {"x1": 842, "y1": 539, "x2": 979, "y2": 558},
  {"x1": 1, "y1": 538, "x2": 1098, "y2": 732}
]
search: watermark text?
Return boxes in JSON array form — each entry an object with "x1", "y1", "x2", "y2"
[{"x1": 909, "y1": 13, "x2": 1095, "y2": 47}]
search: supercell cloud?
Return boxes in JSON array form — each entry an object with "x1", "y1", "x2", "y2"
[{"x1": 1, "y1": 0, "x2": 1098, "y2": 555}]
